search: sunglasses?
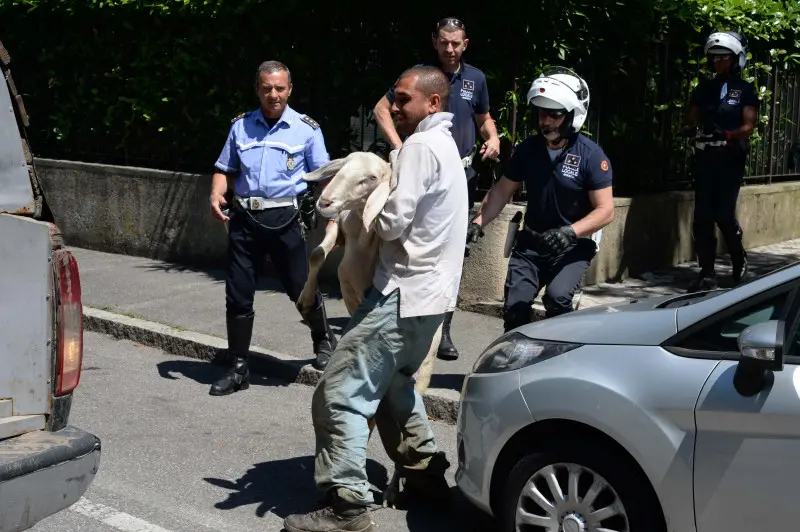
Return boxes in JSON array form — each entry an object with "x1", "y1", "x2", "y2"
[
  {"x1": 436, "y1": 18, "x2": 465, "y2": 31},
  {"x1": 539, "y1": 109, "x2": 567, "y2": 119}
]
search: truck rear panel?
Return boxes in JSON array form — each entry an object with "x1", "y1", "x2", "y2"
[{"x1": 0, "y1": 213, "x2": 53, "y2": 437}]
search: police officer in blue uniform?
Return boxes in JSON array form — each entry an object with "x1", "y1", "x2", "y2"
[
  {"x1": 470, "y1": 67, "x2": 615, "y2": 332},
  {"x1": 373, "y1": 16, "x2": 501, "y2": 360},
  {"x1": 682, "y1": 31, "x2": 759, "y2": 292},
  {"x1": 208, "y1": 60, "x2": 337, "y2": 396}
]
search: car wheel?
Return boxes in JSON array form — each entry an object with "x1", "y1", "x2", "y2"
[{"x1": 500, "y1": 441, "x2": 663, "y2": 532}]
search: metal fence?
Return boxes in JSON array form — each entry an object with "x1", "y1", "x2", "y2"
[{"x1": 351, "y1": 52, "x2": 800, "y2": 199}]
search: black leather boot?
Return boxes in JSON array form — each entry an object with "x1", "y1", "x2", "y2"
[
  {"x1": 730, "y1": 228, "x2": 748, "y2": 286},
  {"x1": 305, "y1": 298, "x2": 337, "y2": 371},
  {"x1": 210, "y1": 313, "x2": 253, "y2": 396},
  {"x1": 436, "y1": 311, "x2": 459, "y2": 361}
]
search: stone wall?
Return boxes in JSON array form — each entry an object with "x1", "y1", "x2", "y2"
[{"x1": 35, "y1": 158, "x2": 800, "y2": 307}]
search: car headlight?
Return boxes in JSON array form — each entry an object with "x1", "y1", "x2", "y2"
[{"x1": 472, "y1": 332, "x2": 582, "y2": 374}]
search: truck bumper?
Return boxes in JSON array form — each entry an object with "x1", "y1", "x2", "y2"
[{"x1": 0, "y1": 425, "x2": 101, "y2": 532}]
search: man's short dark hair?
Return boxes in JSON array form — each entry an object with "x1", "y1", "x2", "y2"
[
  {"x1": 254, "y1": 60, "x2": 291, "y2": 86},
  {"x1": 399, "y1": 66, "x2": 450, "y2": 111}
]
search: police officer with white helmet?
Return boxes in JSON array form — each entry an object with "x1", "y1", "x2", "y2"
[
  {"x1": 469, "y1": 67, "x2": 615, "y2": 332},
  {"x1": 682, "y1": 31, "x2": 758, "y2": 291}
]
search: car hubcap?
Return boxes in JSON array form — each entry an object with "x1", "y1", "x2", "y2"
[{"x1": 515, "y1": 463, "x2": 629, "y2": 532}]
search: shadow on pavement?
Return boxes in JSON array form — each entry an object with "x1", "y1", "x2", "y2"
[
  {"x1": 402, "y1": 489, "x2": 498, "y2": 531},
  {"x1": 156, "y1": 358, "x2": 290, "y2": 389},
  {"x1": 583, "y1": 248, "x2": 800, "y2": 302},
  {"x1": 428, "y1": 373, "x2": 465, "y2": 392},
  {"x1": 204, "y1": 455, "x2": 497, "y2": 531},
  {"x1": 203, "y1": 455, "x2": 388, "y2": 519}
]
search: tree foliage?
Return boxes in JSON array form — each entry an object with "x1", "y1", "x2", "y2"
[{"x1": 0, "y1": 0, "x2": 797, "y2": 193}]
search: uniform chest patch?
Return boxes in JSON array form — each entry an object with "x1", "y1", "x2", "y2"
[
  {"x1": 726, "y1": 89, "x2": 741, "y2": 106},
  {"x1": 561, "y1": 153, "x2": 581, "y2": 180},
  {"x1": 460, "y1": 79, "x2": 475, "y2": 100}
]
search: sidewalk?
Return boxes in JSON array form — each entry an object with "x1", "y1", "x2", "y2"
[{"x1": 72, "y1": 238, "x2": 800, "y2": 423}]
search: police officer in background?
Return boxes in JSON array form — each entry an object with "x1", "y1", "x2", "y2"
[
  {"x1": 373, "y1": 16, "x2": 501, "y2": 361},
  {"x1": 469, "y1": 67, "x2": 615, "y2": 332},
  {"x1": 682, "y1": 31, "x2": 758, "y2": 292},
  {"x1": 208, "y1": 60, "x2": 338, "y2": 396}
]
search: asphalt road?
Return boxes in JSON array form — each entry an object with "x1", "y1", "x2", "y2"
[{"x1": 29, "y1": 332, "x2": 497, "y2": 532}]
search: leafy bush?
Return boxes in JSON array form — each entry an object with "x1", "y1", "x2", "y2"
[{"x1": 0, "y1": 0, "x2": 797, "y2": 193}]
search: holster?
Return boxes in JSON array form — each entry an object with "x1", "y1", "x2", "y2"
[
  {"x1": 504, "y1": 211, "x2": 523, "y2": 258},
  {"x1": 297, "y1": 189, "x2": 318, "y2": 233}
]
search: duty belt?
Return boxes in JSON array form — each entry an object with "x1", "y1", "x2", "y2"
[
  {"x1": 235, "y1": 195, "x2": 297, "y2": 211},
  {"x1": 694, "y1": 140, "x2": 727, "y2": 150}
]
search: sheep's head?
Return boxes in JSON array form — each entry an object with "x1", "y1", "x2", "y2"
[{"x1": 302, "y1": 151, "x2": 394, "y2": 219}]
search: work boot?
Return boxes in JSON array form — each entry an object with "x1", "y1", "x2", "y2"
[
  {"x1": 210, "y1": 313, "x2": 253, "y2": 396},
  {"x1": 283, "y1": 490, "x2": 374, "y2": 532},
  {"x1": 436, "y1": 311, "x2": 459, "y2": 361},
  {"x1": 384, "y1": 451, "x2": 452, "y2": 509},
  {"x1": 305, "y1": 298, "x2": 338, "y2": 371}
]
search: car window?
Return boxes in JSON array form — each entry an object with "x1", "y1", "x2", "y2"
[{"x1": 677, "y1": 292, "x2": 789, "y2": 352}]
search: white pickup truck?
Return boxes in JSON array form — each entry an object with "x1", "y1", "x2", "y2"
[{"x1": 0, "y1": 40, "x2": 101, "y2": 531}]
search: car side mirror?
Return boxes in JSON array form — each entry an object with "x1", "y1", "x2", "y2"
[
  {"x1": 734, "y1": 320, "x2": 783, "y2": 397},
  {"x1": 737, "y1": 320, "x2": 784, "y2": 372}
]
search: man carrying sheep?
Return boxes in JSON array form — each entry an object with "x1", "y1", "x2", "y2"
[
  {"x1": 283, "y1": 65, "x2": 468, "y2": 532},
  {"x1": 373, "y1": 16, "x2": 500, "y2": 362}
]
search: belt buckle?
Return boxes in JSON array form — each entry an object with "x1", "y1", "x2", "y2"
[{"x1": 251, "y1": 198, "x2": 261, "y2": 210}]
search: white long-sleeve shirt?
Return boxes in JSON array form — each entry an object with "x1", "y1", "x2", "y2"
[{"x1": 373, "y1": 112, "x2": 469, "y2": 318}]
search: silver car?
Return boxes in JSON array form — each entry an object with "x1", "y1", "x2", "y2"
[{"x1": 456, "y1": 261, "x2": 800, "y2": 532}]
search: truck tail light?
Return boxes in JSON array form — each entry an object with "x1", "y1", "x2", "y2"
[{"x1": 53, "y1": 249, "x2": 83, "y2": 395}]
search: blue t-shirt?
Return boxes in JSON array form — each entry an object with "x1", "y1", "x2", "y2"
[
  {"x1": 386, "y1": 60, "x2": 489, "y2": 158},
  {"x1": 504, "y1": 133, "x2": 613, "y2": 232}
]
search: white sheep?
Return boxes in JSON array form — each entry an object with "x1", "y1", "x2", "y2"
[
  {"x1": 296, "y1": 150, "x2": 442, "y2": 396},
  {"x1": 296, "y1": 150, "x2": 444, "y2": 507}
]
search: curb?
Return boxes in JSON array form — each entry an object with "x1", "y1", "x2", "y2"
[{"x1": 82, "y1": 306, "x2": 461, "y2": 425}]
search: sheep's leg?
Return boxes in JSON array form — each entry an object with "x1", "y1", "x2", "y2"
[
  {"x1": 412, "y1": 321, "x2": 442, "y2": 396},
  {"x1": 297, "y1": 220, "x2": 339, "y2": 317}
]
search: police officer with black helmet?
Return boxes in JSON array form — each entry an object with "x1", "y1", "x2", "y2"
[
  {"x1": 208, "y1": 60, "x2": 338, "y2": 396},
  {"x1": 682, "y1": 30, "x2": 759, "y2": 291}
]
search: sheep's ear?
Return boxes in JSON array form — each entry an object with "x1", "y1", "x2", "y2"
[
  {"x1": 303, "y1": 158, "x2": 346, "y2": 182},
  {"x1": 362, "y1": 180, "x2": 391, "y2": 234}
]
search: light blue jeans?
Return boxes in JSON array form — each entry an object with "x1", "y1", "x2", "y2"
[{"x1": 312, "y1": 287, "x2": 444, "y2": 506}]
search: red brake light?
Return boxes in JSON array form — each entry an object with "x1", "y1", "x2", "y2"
[{"x1": 54, "y1": 250, "x2": 83, "y2": 395}]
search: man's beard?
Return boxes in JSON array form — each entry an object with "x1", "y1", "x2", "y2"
[{"x1": 541, "y1": 127, "x2": 561, "y2": 141}]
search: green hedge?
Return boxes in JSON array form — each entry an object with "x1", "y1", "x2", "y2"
[{"x1": 1, "y1": 0, "x2": 797, "y2": 191}]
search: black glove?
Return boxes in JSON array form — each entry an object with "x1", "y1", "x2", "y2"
[
  {"x1": 540, "y1": 226, "x2": 578, "y2": 256},
  {"x1": 680, "y1": 125, "x2": 697, "y2": 138},
  {"x1": 466, "y1": 222, "x2": 483, "y2": 244}
]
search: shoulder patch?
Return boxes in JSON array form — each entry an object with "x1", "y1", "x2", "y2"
[
  {"x1": 231, "y1": 111, "x2": 248, "y2": 124},
  {"x1": 300, "y1": 114, "x2": 320, "y2": 129}
]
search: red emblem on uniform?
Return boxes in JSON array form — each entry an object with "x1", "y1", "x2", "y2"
[{"x1": 601, "y1": 160, "x2": 609, "y2": 172}]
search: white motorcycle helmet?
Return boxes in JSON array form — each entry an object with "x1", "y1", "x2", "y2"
[
  {"x1": 526, "y1": 66, "x2": 590, "y2": 140},
  {"x1": 704, "y1": 31, "x2": 748, "y2": 71}
]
